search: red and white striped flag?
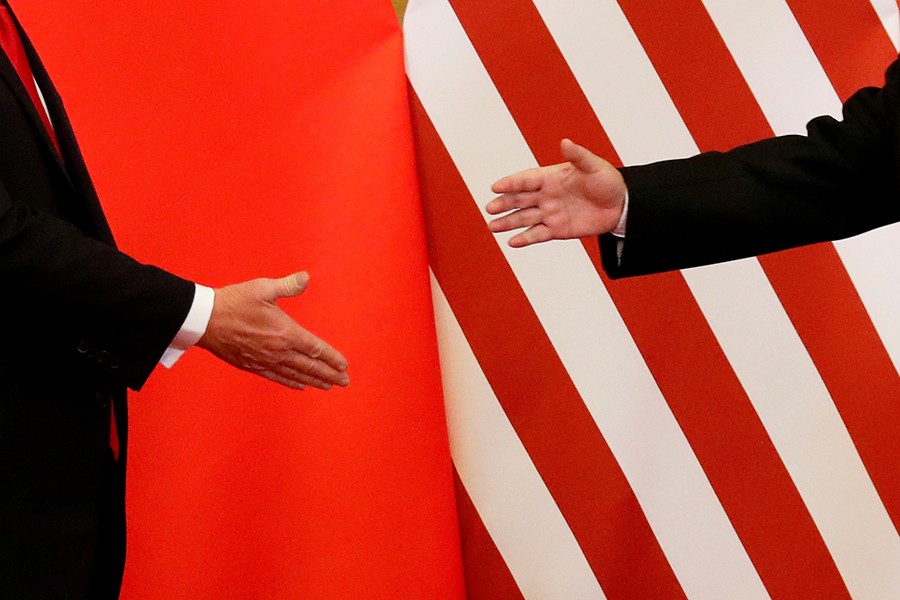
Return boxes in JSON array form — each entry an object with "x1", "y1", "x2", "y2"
[{"x1": 406, "y1": 0, "x2": 900, "y2": 598}]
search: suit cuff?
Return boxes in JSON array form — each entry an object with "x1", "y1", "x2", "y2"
[{"x1": 159, "y1": 284, "x2": 215, "y2": 368}]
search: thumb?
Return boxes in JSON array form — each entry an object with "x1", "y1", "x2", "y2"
[
  {"x1": 560, "y1": 138, "x2": 601, "y2": 174},
  {"x1": 270, "y1": 271, "x2": 310, "y2": 300}
]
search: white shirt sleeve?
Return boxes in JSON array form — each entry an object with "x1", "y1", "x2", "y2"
[
  {"x1": 159, "y1": 284, "x2": 215, "y2": 368},
  {"x1": 612, "y1": 190, "x2": 629, "y2": 262}
]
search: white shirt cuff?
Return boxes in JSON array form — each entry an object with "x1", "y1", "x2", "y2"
[
  {"x1": 612, "y1": 189, "x2": 629, "y2": 237},
  {"x1": 159, "y1": 284, "x2": 215, "y2": 368},
  {"x1": 612, "y1": 190, "x2": 629, "y2": 263}
]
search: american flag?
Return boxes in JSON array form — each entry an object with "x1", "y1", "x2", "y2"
[{"x1": 405, "y1": 0, "x2": 900, "y2": 598}]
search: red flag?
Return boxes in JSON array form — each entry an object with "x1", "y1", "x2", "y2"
[{"x1": 15, "y1": 1, "x2": 464, "y2": 598}]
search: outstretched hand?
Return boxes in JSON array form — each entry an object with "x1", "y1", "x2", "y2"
[
  {"x1": 487, "y1": 139, "x2": 627, "y2": 247},
  {"x1": 197, "y1": 272, "x2": 349, "y2": 391}
]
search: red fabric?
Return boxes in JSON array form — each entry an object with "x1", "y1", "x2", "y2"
[
  {"x1": 0, "y1": 5, "x2": 58, "y2": 151},
  {"x1": 12, "y1": 1, "x2": 464, "y2": 598}
]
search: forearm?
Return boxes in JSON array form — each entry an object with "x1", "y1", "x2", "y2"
[
  {"x1": 605, "y1": 63, "x2": 900, "y2": 278},
  {"x1": 0, "y1": 195, "x2": 195, "y2": 389}
]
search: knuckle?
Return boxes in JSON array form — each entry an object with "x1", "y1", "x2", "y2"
[
  {"x1": 240, "y1": 357, "x2": 264, "y2": 372},
  {"x1": 307, "y1": 343, "x2": 324, "y2": 360},
  {"x1": 296, "y1": 354, "x2": 316, "y2": 373},
  {"x1": 281, "y1": 277, "x2": 295, "y2": 296}
]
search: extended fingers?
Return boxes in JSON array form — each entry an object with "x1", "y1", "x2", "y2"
[
  {"x1": 490, "y1": 168, "x2": 546, "y2": 195},
  {"x1": 488, "y1": 206, "x2": 542, "y2": 233},
  {"x1": 263, "y1": 364, "x2": 338, "y2": 391},
  {"x1": 240, "y1": 321, "x2": 349, "y2": 389},
  {"x1": 248, "y1": 349, "x2": 348, "y2": 390},
  {"x1": 284, "y1": 329, "x2": 349, "y2": 384},
  {"x1": 299, "y1": 332, "x2": 348, "y2": 372},
  {"x1": 289, "y1": 350, "x2": 349, "y2": 387},
  {"x1": 486, "y1": 190, "x2": 542, "y2": 216},
  {"x1": 258, "y1": 370, "x2": 308, "y2": 391},
  {"x1": 508, "y1": 224, "x2": 553, "y2": 248}
]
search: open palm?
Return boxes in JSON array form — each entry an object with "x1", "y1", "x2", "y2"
[{"x1": 487, "y1": 139, "x2": 627, "y2": 247}]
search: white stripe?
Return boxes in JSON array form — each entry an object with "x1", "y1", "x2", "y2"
[
  {"x1": 834, "y1": 0, "x2": 900, "y2": 371},
  {"x1": 684, "y1": 259, "x2": 900, "y2": 600},
  {"x1": 704, "y1": 8, "x2": 900, "y2": 588},
  {"x1": 834, "y1": 223, "x2": 900, "y2": 371},
  {"x1": 701, "y1": 0, "x2": 844, "y2": 129},
  {"x1": 431, "y1": 275, "x2": 607, "y2": 600},
  {"x1": 704, "y1": 0, "x2": 900, "y2": 374},
  {"x1": 837, "y1": 0, "x2": 900, "y2": 373},
  {"x1": 531, "y1": 0, "x2": 695, "y2": 165},
  {"x1": 530, "y1": 0, "x2": 695, "y2": 164},
  {"x1": 406, "y1": 2, "x2": 770, "y2": 598},
  {"x1": 546, "y1": 0, "x2": 900, "y2": 594},
  {"x1": 869, "y1": 0, "x2": 900, "y2": 50}
]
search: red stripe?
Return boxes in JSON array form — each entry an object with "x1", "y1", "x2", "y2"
[
  {"x1": 622, "y1": 0, "x2": 900, "y2": 536},
  {"x1": 452, "y1": 468, "x2": 525, "y2": 600},
  {"x1": 620, "y1": 0, "x2": 771, "y2": 152},
  {"x1": 411, "y1": 91, "x2": 687, "y2": 600},
  {"x1": 451, "y1": 0, "x2": 851, "y2": 597},
  {"x1": 761, "y1": 246, "x2": 900, "y2": 532},
  {"x1": 776, "y1": 0, "x2": 900, "y2": 530},
  {"x1": 785, "y1": 0, "x2": 896, "y2": 101}
]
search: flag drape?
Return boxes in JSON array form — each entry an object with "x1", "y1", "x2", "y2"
[
  {"x1": 14, "y1": 0, "x2": 900, "y2": 597},
  {"x1": 14, "y1": 1, "x2": 464, "y2": 598},
  {"x1": 406, "y1": 0, "x2": 900, "y2": 598}
]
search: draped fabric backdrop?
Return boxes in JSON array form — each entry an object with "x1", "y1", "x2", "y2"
[
  {"x1": 13, "y1": 1, "x2": 464, "y2": 599},
  {"x1": 11, "y1": 0, "x2": 900, "y2": 598},
  {"x1": 406, "y1": 0, "x2": 900, "y2": 598}
]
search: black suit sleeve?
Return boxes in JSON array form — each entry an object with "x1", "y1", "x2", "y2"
[
  {"x1": 601, "y1": 56, "x2": 900, "y2": 278},
  {"x1": 0, "y1": 182, "x2": 195, "y2": 390}
]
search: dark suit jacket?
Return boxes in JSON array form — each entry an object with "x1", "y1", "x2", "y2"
[
  {"x1": 0, "y1": 3, "x2": 195, "y2": 598},
  {"x1": 601, "y1": 56, "x2": 900, "y2": 278}
]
